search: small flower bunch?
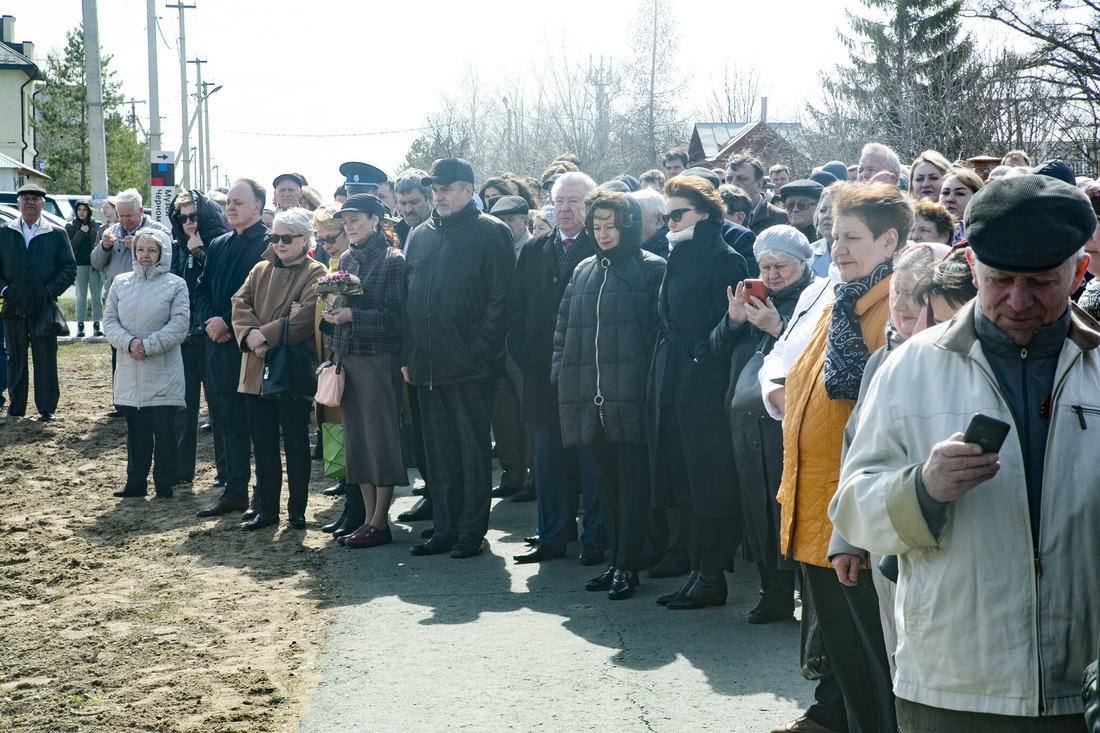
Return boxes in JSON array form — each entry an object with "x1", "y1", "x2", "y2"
[{"x1": 314, "y1": 271, "x2": 363, "y2": 311}]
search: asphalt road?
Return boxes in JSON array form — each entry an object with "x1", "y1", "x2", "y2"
[{"x1": 296, "y1": 471, "x2": 814, "y2": 733}]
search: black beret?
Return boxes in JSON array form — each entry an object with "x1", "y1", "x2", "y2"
[
  {"x1": 1030, "y1": 159, "x2": 1076, "y2": 186},
  {"x1": 681, "y1": 166, "x2": 720, "y2": 189},
  {"x1": 779, "y1": 179, "x2": 824, "y2": 201},
  {"x1": 965, "y1": 175, "x2": 1097, "y2": 273}
]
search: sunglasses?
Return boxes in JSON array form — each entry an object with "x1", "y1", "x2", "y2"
[
  {"x1": 783, "y1": 200, "x2": 815, "y2": 212},
  {"x1": 177, "y1": 212, "x2": 200, "y2": 223},
  {"x1": 314, "y1": 232, "x2": 342, "y2": 245},
  {"x1": 665, "y1": 208, "x2": 695, "y2": 223},
  {"x1": 268, "y1": 233, "x2": 305, "y2": 245}
]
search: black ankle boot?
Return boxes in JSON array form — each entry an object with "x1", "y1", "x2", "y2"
[
  {"x1": 332, "y1": 484, "x2": 365, "y2": 538},
  {"x1": 608, "y1": 569, "x2": 639, "y2": 600},
  {"x1": 322, "y1": 509, "x2": 348, "y2": 533},
  {"x1": 667, "y1": 571, "x2": 727, "y2": 610},
  {"x1": 93, "y1": 322, "x2": 103, "y2": 337},
  {"x1": 657, "y1": 571, "x2": 699, "y2": 606},
  {"x1": 76, "y1": 322, "x2": 85, "y2": 338}
]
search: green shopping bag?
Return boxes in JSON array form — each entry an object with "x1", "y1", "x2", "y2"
[{"x1": 321, "y1": 422, "x2": 346, "y2": 480}]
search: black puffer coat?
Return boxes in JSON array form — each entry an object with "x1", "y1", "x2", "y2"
[
  {"x1": 170, "y1": 189, "x2": 227, "y2": 340},
  {"x1": 552, "y1": 198, "x2": 665, "y2": 447}
]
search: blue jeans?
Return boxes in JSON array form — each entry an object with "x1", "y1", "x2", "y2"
[
  {"x1": 532, "y1": 423, "x2": 606, "y2": 550},
  {"x1": 74, "y1": 265, "x2": 104, "y2": 322}
]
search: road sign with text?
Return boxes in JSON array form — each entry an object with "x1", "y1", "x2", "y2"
[{"x1": 150, "y1": 151, "x2": 176, "y2": 228}]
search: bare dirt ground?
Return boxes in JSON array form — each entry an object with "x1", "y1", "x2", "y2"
[{"x1": 0, "y1": 343, "x2": 339, "y2": 732}]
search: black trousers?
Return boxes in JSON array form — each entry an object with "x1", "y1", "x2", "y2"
[
  {"x1": 491, "y1": 355, "x2": 532, "y2": 489},
  {"x1": 589, "y1": 433, "x2": 650, "y2": 572},
  {"x1": 418, "y1": 378, "x2": 495, "y2": 540},
  {"x1": 206, "y1": 385, "x2": 227, "y2": 482},
  {"x1": 212, "y1": 389, "x2": 252, "y2": 501},
  {"x1": 407, "y1": 384, "x2": 431, "y2": 498},
  {"x1": 245, "y1": 394, "x2": 311, "y2": 516},
  {"x1": 896, "y1": 698, "x2": 1087, "y2": 733},
  {"x1": 174, "y1": 340, "x2": 204, "y2": 481},
  {"x1": 803, "y1": 563, "x2": 896, "y2": 733},
  {"x1": 122, "y1": 405, "x2": 178, "y2": 495},
  {"x1": 3, "y1": 316, "x2": 59, "y2": 417}
]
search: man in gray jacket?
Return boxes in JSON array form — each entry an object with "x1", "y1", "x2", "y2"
[{"x1": 831, "y1": 175, "x2": 1100, "y2": 731}]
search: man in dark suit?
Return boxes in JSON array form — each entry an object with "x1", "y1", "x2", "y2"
[
  {"x1": 0, "y1": 184, "x2": 77, "y2": 421},
  {"x1": 508, "y1": 171, "x2": 607, "y2": 565},
  {"x1": 192, "y1": 178, "x2": 270, "y2": 517},
  {"x1": 725, "y1": 154, "x2": 788, "y2": 237}
]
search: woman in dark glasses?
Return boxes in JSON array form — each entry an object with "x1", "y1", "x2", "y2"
[
  {"x1": 230, "y1": 207, "x2": 327, "y2": 531},
  {"x1": 169, "y1": 189, "x2": 227, "y2": 486},
  {"x1": 648, "y1": 175, "x2": 749, "y2": 610}
]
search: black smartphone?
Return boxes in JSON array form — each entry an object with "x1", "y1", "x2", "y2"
[{"x1": 962, "y1": 413, "x2": 1011, "y2": 454}]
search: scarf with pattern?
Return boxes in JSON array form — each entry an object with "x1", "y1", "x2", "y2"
[
  {"x1": 823, "y1": 260, "x2": 892, "y2": 400},
  {"x1": 555, "y1": 230, "x2": 590, "y2": 280}
]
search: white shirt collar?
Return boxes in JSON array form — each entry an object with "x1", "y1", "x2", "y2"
[{"x1": 20, "y1": 217, "x2": 41, "y2": 247}]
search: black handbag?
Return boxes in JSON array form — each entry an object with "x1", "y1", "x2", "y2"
[
  {"x1": 260, "y1": 317, "x2": 316, "y2": 400},
  {"x1": 35, "y1": 301, "x2": 71, "y2": 338},
  {"x1": 729, "y1": 350, "x2": 768, "y2": 418}
]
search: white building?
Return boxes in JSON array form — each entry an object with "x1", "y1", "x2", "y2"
[{"x1": 0, "y1": 15, "x2": 46, "y2": 189}]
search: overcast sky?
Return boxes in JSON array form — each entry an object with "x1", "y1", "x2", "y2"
[{"x1": 21, "y1": 1, "x2": 875, "y2": 198}]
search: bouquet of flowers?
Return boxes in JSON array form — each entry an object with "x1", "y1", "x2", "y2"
[{"x1": 313, "y1": 271, "x2": 363, "y2": 311}]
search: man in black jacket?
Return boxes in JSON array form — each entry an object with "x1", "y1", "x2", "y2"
[
  {"x1": 0, "y1": 184, "x2": 77, "y2": 420},
  {"x1": 403, "y1": 158, "x2": 515, "y2": 559},
  {"x1": 508, "y1": 171, "x2": 608, "y2": 565},
  {"x1": 725, "y1": 154, "x2": 788, "y2": 237},
  {"x1": 192, "y1": 179, "x2": 270, "y2": 518}
]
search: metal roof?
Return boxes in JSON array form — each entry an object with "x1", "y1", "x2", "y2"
[
  {"x1": 0, "y1": 151, "x2": 49, "y2": 179},
  {"x1": 0, "y1": 41, "x2": 36, "y2": 73}
]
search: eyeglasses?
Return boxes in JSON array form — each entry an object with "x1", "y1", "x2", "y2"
[
  {"x1": 314, "y1": 232, "x2": 342, "y2": 245},
  {"x1": 665, "y1": 208, "x2": 695, "y2": 223},
  {"x1": 783, "y1": 200, "x2": 815, "y2": 212},
  {"x1": 177, "y1": 212, "x2": 200, "y2": 223},
  {"x1": 268, "y1": 233, "x2": 305, "y2": 244}
]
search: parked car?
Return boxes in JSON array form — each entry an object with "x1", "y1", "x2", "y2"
[
  {"x1": 0, "y1": 191, "x2": 67, "y2": 219},
  {"x1": 0, "y1": 203, "x2": 67, "y2": 229}
]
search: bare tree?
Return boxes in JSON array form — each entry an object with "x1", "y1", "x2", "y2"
[{"x1": 704, "y1": 63, "x2": 769, "y2": 123}]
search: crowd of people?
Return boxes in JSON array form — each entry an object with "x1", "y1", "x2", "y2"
[{"x1": 2, "y1": 137, "x2": 1100, "y2": 732}]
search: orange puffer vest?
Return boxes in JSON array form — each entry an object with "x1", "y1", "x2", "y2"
[{"x1": 777, "y1": 276, "x2": 891, "y2": 567}]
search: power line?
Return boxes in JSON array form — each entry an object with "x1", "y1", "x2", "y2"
[{"x1": 213, "y1": 125, "x2": 429, "y2": 138}]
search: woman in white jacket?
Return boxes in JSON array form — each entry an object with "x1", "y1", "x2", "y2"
[{"x1": 103, "y1": 228, "x2": 190, "y2": 499}]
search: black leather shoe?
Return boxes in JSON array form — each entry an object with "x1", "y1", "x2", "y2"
[
  {"x1": 656, "y1": 571, "x2": 699, "y2": 606},
  {"x1": 113, "y1": 487, "x2": 147, "y2": 498},
  {"x1": 524, "y1": 536, "x2": 539, "y2": 546},
  {"x1": 331, "y1": 512, "x2": 366, "y2": 538},
  {"x1": 106, "y1": 409, "x2": 123, "y2": 419},
  {"x1": 491, "y1": 484, "x2": 520, "y2": 498},
  {"x1": 322, "y1": 480, "x2": 346, "y2": 497},
  {"x1": 510, "y1": 485, "x2": 536, "y2": 502},
  {"x1": 514, "y1": 543, "x2": 567, "y2": 564},
  {"x1": 667, "y1": 572, "x2": 727, "y2": 610},
  {"x1": 647, "y1": 554, "x2": 690, "y2": 578},
  {"x1": 608, "y1": 569, "x2": 639, "y2": 600},
  {"x1": 410, "y1": 533, "x2": 457, "y2": 556},
  {"x1": 321, "y1": 510, "x2": 348, "y2": 533},
  {"x1": 286, "y1": 513, "x2": 306, "y2": 530},
  {"x1": 747, "y1": 600, "x2": 795, "y2": 625},
  {"x1": 199, "y1": 422, "x2": 212, "y2": 432},
  {"x1": 38, "y1": 413, "x2": 56, "y2": 422},
  {"x1": 411, "y1": 484, "x2": 426, "y2": 496},
  {"x1": 397, "y1": 497, "x2": 433, "y2": 522},
  {"x1": 450, "y1": 534, "x2": 485, "y2": 558},
  {"x1": 242, "y1": 513, "x2": 279, "y2": 531},
  {"x1": 240, "y1": 496, "x2": 262, "y2": 522},
  {"x1": 586, "y1": 565, "x2": 615, "y2": 591},
  {"x1": 155, "y1": 488, "x2": 174, "y2": 499},
  {"x1": 580, "y1": 544, "x2": 606, "y2": 566},
  {"x1": 195, "y1": 496, "x2": 248, "y2": 517},
  {"x1": 420, "y1": 527, "x2": 434, "y2": 539},
  {"x1": 211, "y1": 477, "x2": 226, "y2": 488}
]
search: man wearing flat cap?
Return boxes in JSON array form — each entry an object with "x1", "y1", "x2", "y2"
[
  {"x1": 273, "y1": 173, "x2": 308, "y2": 211},
  {"x1": 778, "y1": 180, "x2": 823, "y2": 244},
  {"x1": 403, "y1": 158, "x2": 515, "y2": 559},
  {"x1": 0, "y1": 184, "x2": 77, "y2": 420},
  {"x1": 831, "y1": 175, "x2": 1100, "y2": 731}
]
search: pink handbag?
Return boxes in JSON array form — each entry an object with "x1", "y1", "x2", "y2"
[{"x1": 315, "y1": 361, "x2": 344, "y2": 407}]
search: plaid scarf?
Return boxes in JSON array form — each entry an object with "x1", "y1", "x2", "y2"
[
  {"x1": 823, "y1": 260, "x2": 892, "y2": 400},
  {"x1": 555, "y1": 231, "x2": 589, "y2": 280}
]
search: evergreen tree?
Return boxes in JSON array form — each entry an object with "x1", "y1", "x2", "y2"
[
  {"x1": 34, "y1": 25, "x2": 148, "y2": 197},
  {"x1": 809, "y1": 0, "x2": 975, "y2": 160}
]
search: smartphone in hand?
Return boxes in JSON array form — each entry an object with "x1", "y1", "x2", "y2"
[
  {"x1": 742, "y1": 279, "x2": 767, "y2": 303},
  {"x1": 962, "y1": 413, "x2": 1011, "y2": 454}
]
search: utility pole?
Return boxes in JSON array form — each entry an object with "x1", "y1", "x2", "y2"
[
  {"x1": 167, "y1": 1, "x2": 194, "y2": 189},
  {"x1": 188, "y1": 58, "x2": 206, "y2": 190},
  {"x1": 202, "y1": 80, "x2": 215, "y2": 189},
  {"x1": 82, "y1": 0, "x2": 109, "y2": 199},
  {"x1": 586, "y1": 55, "x2": 612, "y2": 179},
  {"x1": 126, "y1": 98, "x2": 147, "y2": 132},
  {"x1": 146, "y1": 0, "x2": 161, "y2": 153}
]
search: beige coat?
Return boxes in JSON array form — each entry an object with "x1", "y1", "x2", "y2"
[{"x1": 231, "y1": 246, "x2": 326, "y2": 395}]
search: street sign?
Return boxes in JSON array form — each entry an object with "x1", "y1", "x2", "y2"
[{"x1": 150, "y1": 150, "x2": 176, "y2": 228}]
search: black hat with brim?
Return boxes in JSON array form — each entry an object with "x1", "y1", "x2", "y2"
[
  {"x1": 422, "y1": 158, "x2": 475, "y2": 187},
  {"x1": 490, "y1": 195, "x2": 529, "y2": 217},
  {"x1": 779, "y1": 180, "x2": 824, "y2": 201},
  {"x1": 339, "y1": 162, "x2": 387, "y2": 194},
  {"x1": 965, "y1": 175, "x2": 1097, "y2": 273},
  {"x1": 335, "y1": 193, "x2": 387, "y2": 220},
  {"x1": 273, "y1": 172, "x2": 307, "y2": 189}
]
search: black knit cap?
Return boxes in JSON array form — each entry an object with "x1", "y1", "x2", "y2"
[
  {"x1": 965, "y1": 175, "x2": 1097, "y2": 273},
  {"x1": 335, "y1": 193, "x2": 386, "y2": 219}
]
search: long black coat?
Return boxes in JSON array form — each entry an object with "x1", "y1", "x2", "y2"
[
  {"x1": 170, "y1": 189, "x2": 227, "y2": 338},
  {"x1": 552, "y1": 200, "x2": 665, "y2": 447},
  {"x1": 708, "y1": 267, "x2": 815, "y2": 562},
  {"x1": 648, "y1": 217, "x2": 747, "y2": 514},
  {"x1": 507, "y1": 227, "x2": 596, "y2": 425}
]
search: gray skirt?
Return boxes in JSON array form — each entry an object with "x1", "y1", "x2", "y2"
[{"x1": 341, "y1": 351, "x2": 408, "y2": 487}]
